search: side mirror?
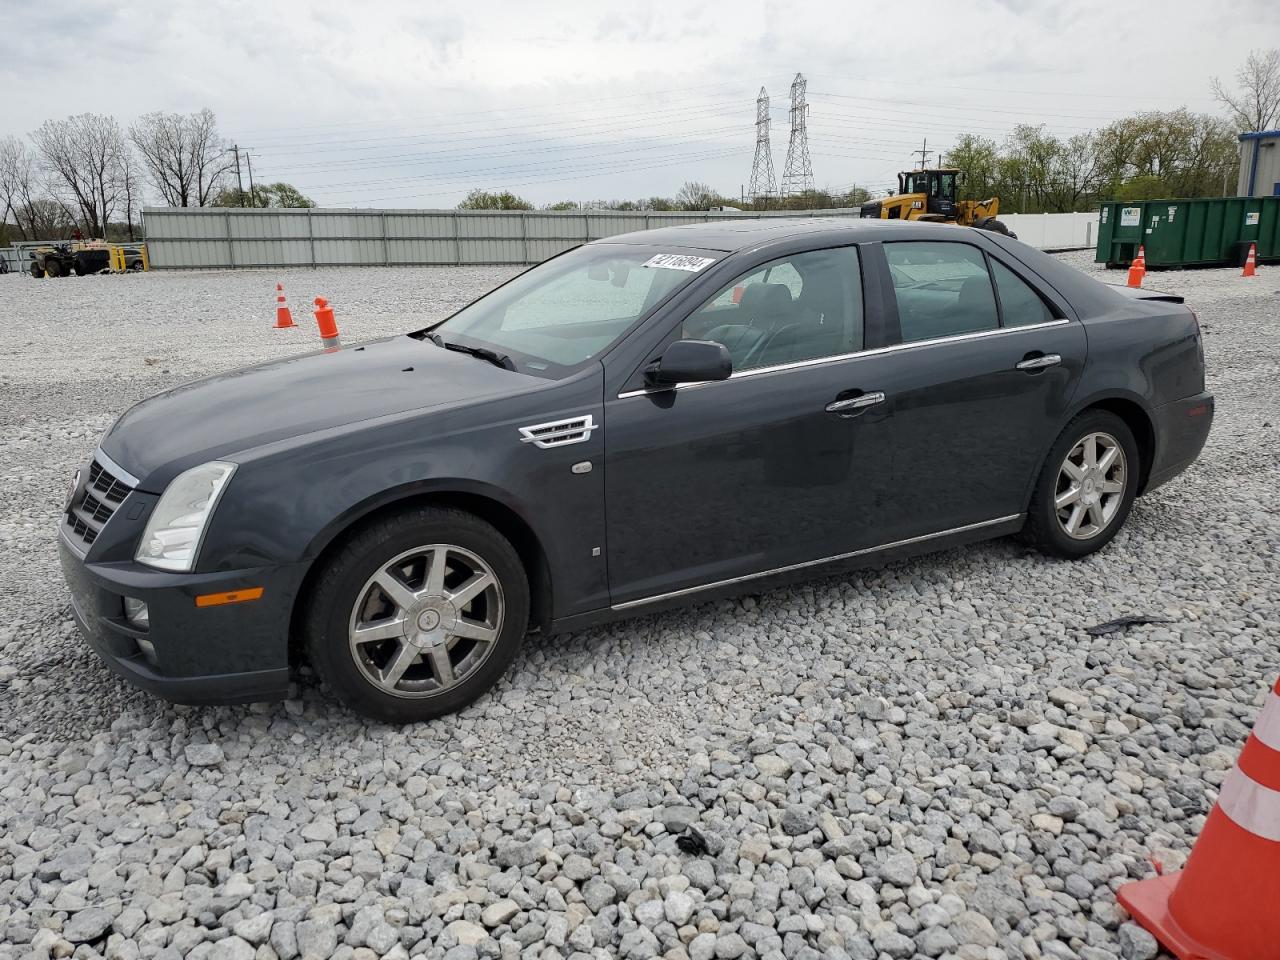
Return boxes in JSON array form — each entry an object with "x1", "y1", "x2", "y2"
[{"x1": 645, "y1": 340, "x2": 732, "y2": 387}]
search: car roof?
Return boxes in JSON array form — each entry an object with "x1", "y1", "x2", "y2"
[{"x1": 594, "y1": 216, "x2": 983, "y2": 253}]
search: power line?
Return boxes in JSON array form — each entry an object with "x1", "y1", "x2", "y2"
[
  {"x1": 302, "y1": 148, "x2": 745, "y2": 207},
  {"x1": 232, "y1": 74, "x2": 795, "y2": 138},
  {"x1": 256, "y1": 133, "x2": 751, "y2": 191}
]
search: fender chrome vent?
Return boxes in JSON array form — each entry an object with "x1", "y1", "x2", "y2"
[{"x1": 519, "y1": 414, "x2": 596, "y2": 449}]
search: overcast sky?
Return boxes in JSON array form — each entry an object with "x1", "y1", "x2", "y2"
[{"x1": 1, "y1": 0, "x2": 1275, "y2": 208}]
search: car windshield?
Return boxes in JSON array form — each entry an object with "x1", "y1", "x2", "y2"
[{"x1": 426, "y1": 244, "x2": 716, "y2": 378}]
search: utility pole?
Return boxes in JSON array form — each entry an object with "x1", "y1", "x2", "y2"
[
  {"x1": 244, "y1": 152, "x2": 257, "y2": 207},
  {"x1": 748, "y1": 86, "x2": 777, "y2": 204},
  {"x1": 780, "y1": 73, "x2": 814, "y2": 197},
  {"x1": 912, "y1": 138, "x2": 933, "y2": 171},
  {"x1": 226, "y1": 145, "x2": 245, "y2": 207}
]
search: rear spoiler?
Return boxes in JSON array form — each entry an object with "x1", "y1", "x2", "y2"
[{"x1": 1104, "y1": 283, "x2": 1185, "y2": 304}]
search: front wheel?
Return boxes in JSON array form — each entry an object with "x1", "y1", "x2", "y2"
[
  {"x1": 304, "y1": 506, "x2": 529, "y2": 723},
  {"x1": 1022, "y1": 410, "x2": 1139, "y2": 559}
]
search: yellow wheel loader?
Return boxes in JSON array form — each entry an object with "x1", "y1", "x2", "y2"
[{"x1": 859, "y1": 168, "x2": 1015, "y2": 238}]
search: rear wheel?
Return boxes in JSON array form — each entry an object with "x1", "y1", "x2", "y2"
[
  {"x1": 1023, "y1": 410, "x2": 1139, "y2": 559},
  {"x1": 44, "y1": 260, "x2": 61, "y2": 278},
  {"x1": 30, "y1": 262, "x2": 43, "y2": 278},
  {"x1": 304, "y1": 506, "x2": 529, "y2": 723}
]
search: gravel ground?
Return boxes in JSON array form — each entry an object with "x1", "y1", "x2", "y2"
[{"x1": 0, "y1": 253, "x2": 1277, "y2": 960}]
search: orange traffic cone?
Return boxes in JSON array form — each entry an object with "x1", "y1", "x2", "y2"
[
  {"x1": 1117, "y1": 675, "x2": 1280, "y2": 959},
  {"x1": 1242, "y1": 242, "x2": 1258, "y2": 278},
  {"x1": 1126, "y1": 245, "x2": 1147, "y2": 288},
  {"x1": 313, "y1": 297, "x2": 341, "y2": 349},
  {"x1": 274, "y1": 283, "x2": 295, "y2": 328}
]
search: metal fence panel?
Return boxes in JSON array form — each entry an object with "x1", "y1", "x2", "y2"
[{"x1": 137, "y1": 207, "x2": 1097, "y2": 270}]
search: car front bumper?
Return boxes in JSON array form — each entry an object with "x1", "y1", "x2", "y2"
[{"x1": 58, "y1": 533, "x2": 298, "y2": 705}]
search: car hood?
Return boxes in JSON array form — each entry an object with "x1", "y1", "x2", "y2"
[{"x1": 103, "y1": 335, "x2": 535, "y2": 490}]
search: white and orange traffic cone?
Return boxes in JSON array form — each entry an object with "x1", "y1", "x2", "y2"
[
  {"x1": 1126, "y1": 245, "x2": 1147, "y2": 288},
  {"x1": 274, "y1": 283, "x2": 295, "y2": 328},
  {"x1": 1117, "y1": 675, "x2": 1280, "y2": 959},
  {"x1": 1242, "y1": 241, "x2": 1258, "y2": 278}
]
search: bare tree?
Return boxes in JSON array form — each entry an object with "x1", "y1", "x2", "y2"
[
  {"x1": 674, "y1": 181, "x2": 723, "y2": 210},
  {"x1": 119, "y1": 146, "x2": 141, "y2": 240},
  {"x1": 0, "y1": 135, "x2": 51, "y2": 241},
  {"x1": 30, "y1": 113, "x2": 130, "y2": 237},
  {"x1": 0, "y1": 135, "x2": 29, "y2": 240},
  {"x1": 1211, "y1": 48, "x2": 1280, "y2": 132},
  {"x1": 129, "y1": 109, "x2": 234, "y2": 207}
]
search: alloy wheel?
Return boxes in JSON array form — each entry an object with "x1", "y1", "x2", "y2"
[
  {"x1": 348, "y1": 544, "x2": 504, "y2": 698},
  {"x1": 1054, "y1": 431, "x2": 1127, "y2": 540}
]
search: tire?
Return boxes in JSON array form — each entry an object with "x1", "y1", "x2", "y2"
[
  {"x1": 130, "y1": 260, "x2": 144, "y2": 272},
  {"x1": 30, "y1": 262, "x2": 43, "y2": 279},
  {"x1": 44, "y1": 260, "x2": 61, "y2": 278},
  {"x1": 1022, "y1": 410, "x2": 1139, "y2": 560},
  {"x1": 303, "y1": 505, "x2": 530, "y2": 723},
  {"x1": 74, "y1": 264, "x2": 87, "y2": 276}
]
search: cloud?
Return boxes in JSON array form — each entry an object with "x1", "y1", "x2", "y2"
[{"x1": 1, "y1": 0, "x2": 1274, "y2": 207}]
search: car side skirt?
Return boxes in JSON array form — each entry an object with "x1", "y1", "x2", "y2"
[{"x1": 545, "y1": 513, "x2": 1025, "y2": 635}]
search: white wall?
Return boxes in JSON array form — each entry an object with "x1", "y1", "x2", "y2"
[{"x1": 1000, "y1": 212, "x2": 1098, "y2": 251}]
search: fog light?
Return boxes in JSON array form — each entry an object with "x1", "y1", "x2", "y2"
[{"x1": 123, "y1": 597, "x2": 149, "y2": 629}]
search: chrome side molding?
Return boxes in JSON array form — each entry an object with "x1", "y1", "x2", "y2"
[{"x1": 610, "y1": 513, "x2": 1023, "y2": 610}]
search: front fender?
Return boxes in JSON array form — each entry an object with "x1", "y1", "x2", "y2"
[{"x1": 197, "y1": 375, "x2": 609, "y2": 621}]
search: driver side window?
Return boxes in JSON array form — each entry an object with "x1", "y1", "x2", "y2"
[{"x1": 680, "y1": 247, "x2": 864, "y2": 373}]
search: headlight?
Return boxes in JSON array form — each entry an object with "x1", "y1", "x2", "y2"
[{"x1": 135, "y1": 461, "x2": 236, "y2": 572}]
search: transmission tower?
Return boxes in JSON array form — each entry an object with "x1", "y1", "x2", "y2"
[
  {"x1": 780, "y1": 73, "x2": 814, "y2": 196},
  {"x1": 748, "y1": 86, "x2": 777, "y2": 202}
]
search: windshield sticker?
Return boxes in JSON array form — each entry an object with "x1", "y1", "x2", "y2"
[{"x1": 642, "y1": 253, "x2": 717, "y2": 272}]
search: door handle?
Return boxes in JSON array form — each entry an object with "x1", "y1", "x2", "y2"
[
  {"x1": 1015, "y1": 353, "x2": 1061, "y2": 371},
  {"x1": 826, "y1": 391, "x2": 885, "y2": 413}
]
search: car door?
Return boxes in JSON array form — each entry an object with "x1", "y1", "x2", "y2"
[
  {"x1": 857, "y1": 239, "x2": 1087, "y2": 544},
  {"x1": 603, "y1": 245, "x2": 893, "y2": 607}
]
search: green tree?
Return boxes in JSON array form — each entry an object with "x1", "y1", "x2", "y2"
[
  {"x1": 458, "y1": 189, "x2": 533, "y2": 210},
  {"x1": 944, "y1": 134, "x2": 1002, "y2": 202},
  {"x1": 214, "y1": 182, "x2": 316, "y2": 208}
]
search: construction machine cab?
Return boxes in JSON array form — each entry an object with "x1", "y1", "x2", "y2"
[{"x1": 899, "y1": 169, "x2": 959, "y2": 219}]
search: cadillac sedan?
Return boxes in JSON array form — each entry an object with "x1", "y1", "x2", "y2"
[{"x1": 59, "y1": 219, "x2": 1212, "y2": 722}]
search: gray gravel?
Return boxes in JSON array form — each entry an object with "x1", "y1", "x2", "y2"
[{"x1": 1, "y1": 253, "x2": 1277, "y2": 960}]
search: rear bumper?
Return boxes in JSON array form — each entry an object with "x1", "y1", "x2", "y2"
[
  {"x1": 59, "y1": 534, "x2": 296, "y2": 705},
  {"x1": 1144, "y1": 392, "x2": 1214, "y2": 493}
]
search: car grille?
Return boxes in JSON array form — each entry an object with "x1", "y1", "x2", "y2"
[{"x1": 65, "y1": 457, "x2": 135, "y2": 548}]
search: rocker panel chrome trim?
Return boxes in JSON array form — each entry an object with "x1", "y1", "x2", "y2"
[{"x1": 610, "y1": 513, "x2": 1023, "y2": 610}]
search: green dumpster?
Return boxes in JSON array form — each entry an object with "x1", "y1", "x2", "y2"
[{"x1": 1096, "y1": 196, "x2": 1280, "y2": 268}]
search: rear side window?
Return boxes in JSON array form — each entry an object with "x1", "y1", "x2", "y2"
[
  {"x1": 885, "y1": 242, "x2": 998, "y2": 343},
  {"x1": 991, "y1": 259, "x2": 1057, "y2": 327}
]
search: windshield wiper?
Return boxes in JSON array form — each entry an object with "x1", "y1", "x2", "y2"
[{"x1": 430, "y1": 335, "x2": 515, "y2": 371}]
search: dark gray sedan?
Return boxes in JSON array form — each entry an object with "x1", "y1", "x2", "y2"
[{"x1": 59, "y1": 219, "x2": 1213, "y2": 722}]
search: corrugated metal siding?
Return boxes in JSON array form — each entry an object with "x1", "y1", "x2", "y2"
[
  {"x1": 142, "y1": 207, "x2": 866, "y2": 269},
  {"x1": 139, "y1": 206, "x2": 1094, "y2": 269}
]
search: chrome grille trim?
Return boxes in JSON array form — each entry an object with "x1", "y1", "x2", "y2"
[
  {"x1": 518, "y1": 415, "x2": 597, "y2": 449},
  {"x1": 63, "y1": 452, "x2": 136, "y2": 549}
]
